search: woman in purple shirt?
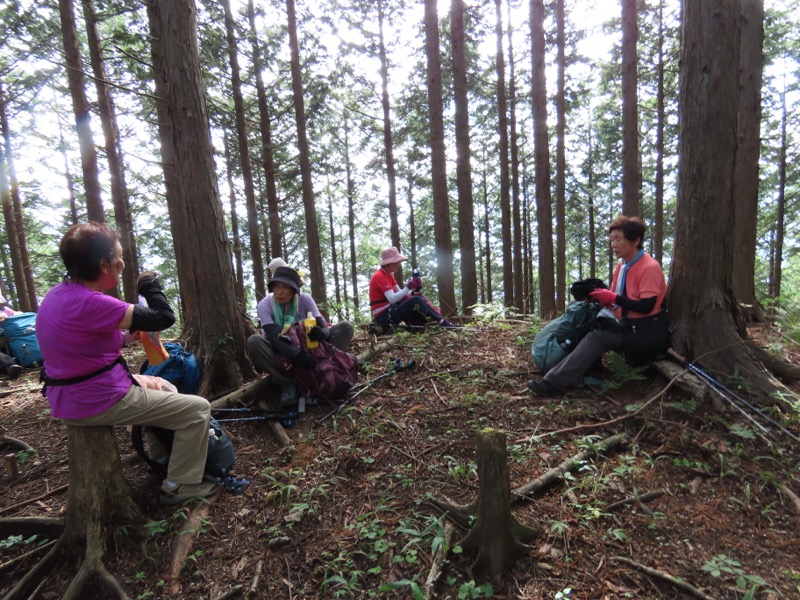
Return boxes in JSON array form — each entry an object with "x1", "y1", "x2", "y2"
[{"x1": 37, "y1": 222, "x2": 217, "y2": 505}]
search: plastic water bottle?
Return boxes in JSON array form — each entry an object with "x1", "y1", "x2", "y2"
[{"x1": 304, "y1": 312, "x2": 319, "y2": 349}]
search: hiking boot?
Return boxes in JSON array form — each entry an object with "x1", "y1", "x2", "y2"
[
  {"x1": 279, "y1": 382, "x2": 299, "y2": 407},
  {"x1": 438, "y1": 319, "x2": 459, "y2": 329},
  {"x1": 526, "y1": 379, "x2": 563, "y2": 397},
  {"x1": 160, "y1": 481, "x2": 221, "y2": 505},
  {"x1": 6, "y1": 364, "x2": 22, "y2": 379}
]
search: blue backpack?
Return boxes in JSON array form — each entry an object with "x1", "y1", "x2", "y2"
[
  {"x1": 531, "y1": 301, "x2": 601, "y2": 373},
  {"x1": 140, "y1": 342, "x2": 201, "y2": 394},
  {"x1": 1, "y1": 312, "x2": 44, "y2": 368}
]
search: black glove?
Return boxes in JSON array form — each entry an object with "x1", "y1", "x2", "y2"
[
  {"x1": 137, "y1": 271, "x2": 161, "y2": 296},
  {"x1": 291, "y1": 351, "x2": 314, "y2": 369},
  {"x1": 308, "y1": 326, "x2": 328, "y2": 342}
]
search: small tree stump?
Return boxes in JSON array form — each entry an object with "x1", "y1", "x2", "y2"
[{"x1": 438, "y1": 428, "x2": 539, "y2": 578}]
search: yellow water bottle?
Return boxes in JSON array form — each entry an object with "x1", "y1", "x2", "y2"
[{"x1": 304, "y1": 312, "x2": 319, "y2": 349}]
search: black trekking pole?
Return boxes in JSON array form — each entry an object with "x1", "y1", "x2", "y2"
[
  {"x1": 315, "y1": 358, "x2": 416, "y2": 427},
  {"x1": 668, "y1": 349, "x2": 800, "y2": 444},
  {"x1": 212, "y1": 407, "x2": 299, "y2": 427}
]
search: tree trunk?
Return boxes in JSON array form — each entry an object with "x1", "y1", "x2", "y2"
[
  {"x1": 58, "y1": 0, "x2": 104, "y2": 223},
  {"x1": 653, "y1": 0, "x2": 665, "y2": 265},
  {"x1": 285, "y1": 0, "x2": 326, "y2": 305},
  {"x1": 506, "y1": 3, "x2": 523, "y2": 313},
  {"x1": 424, "y1": 0, "x2": 456, "y2": 316},
  {"x1": 554, "y1": 0, "x2": 566, "y2": 312},
  {"x1": 346, "y1": 129, "x2": 359, "y2": 313},
  {"x1": 731, "y1": 0, "x2": 764, "y2": 320},
  {"x1": 247, "y1": 0, "x2": 283, "y2": 261},
  {"x1": 0, "y1": 88, "x2": 31, "y2": 312},
  {"x1": 494, "y1": 0, "x2": 512, "y2": 309},
  {"x1": 621, "y1": 0, "x2": 641, "y2": 217},
  {"x1": 529, "y1": 0, "x2": 555, "y2": 318},
  {"x1": 772, "y1": 87, "x2": 787, "y2": 300},
  {"x1": 455, "y1": 429, "x2": 539, "y2": 577},
  {"x1": 145, "y1": 0, "x2": 253, "y2": 396},
  {"x1": 223, "y1": 134, "x2": 246, "y2": 306},
  {"x1": 668, "y1": 0, "x2": 791, "y2": 406},
  {"x1": 377, "y1": 0, "x2": 401, "y2": 262},
  {"x1": 82, "y1": 0, "x2": 138, "y2": 303},
  {"x1": 451, "y1": 0, "x2": 477, "y2": 315},
  {"x1": 4, "y1": 427, "x2": 143, "y2": 600},
  {"x1": 223, "y1": 0, "x2": 265, "y2": 302}
]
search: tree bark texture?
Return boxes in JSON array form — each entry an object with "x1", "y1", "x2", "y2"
[
  {"x1": 145, "y1": 0, "x2": 252, "y2": 395},
  {"x1": 506, "y1": 4, "x2": 523, "y2": 312},
  {"x1": 621, "y1": 0, "x2": 641, "y2": 217},
  {"x1": 223, "y1": 134, "x2": 246, "y2": 306},
  {"x1": 458, "y1": 429, "x2": 539, "y2": 578},
  {"x1": 731, "y1": 0, "x2": 764, "y2": 318},
  {"x1": 529, "y1": 0, "x2": 555, "y2": 318},
  {"x1": 669, "y1": 0, "x2": 788, "y2": 403},
  {"x1": 286, "y1": 0, "x2": 326, "y2": 305},
  {"x1": 424, "y1": 0, "x2": 456, "y2": 316},
  {"x1": 653, "y1": 0, "x2": 665, "y2": 265},
  {"x1": 58, "y1": 0, "x2": 104, "y2": 223},
  {"x1": 555, "y1": 0, "x2": 566, "y2": 311},
  {"x1": 451, "y1": 0, "x2": 477, "y2": 315}
]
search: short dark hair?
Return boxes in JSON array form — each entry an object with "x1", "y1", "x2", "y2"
[
  {"x1": 609, "y1": 215, "x2": 646, "y2": 250},
  {"x1": 59, "y1": 222, "x2": 121, "y2": 282}
]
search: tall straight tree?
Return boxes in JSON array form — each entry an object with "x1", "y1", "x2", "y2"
[
  {"x1": 247, "y1": 0, "x2": 283, "y2": 261},
  {"x1": 621, "y1": 0, "x2": 641, "y2": 217},
  {"x1": 507, "y1": 1, "x2": 523, "y2": 312},
  {"x1": 494, "y1": 0, "x2": 512, "y2": 308},
  {"x1": 529, "y1": 0, "x2": 555, "y2": 317},
  {"x1": 770, "y1": 86, "x2": 787, "y2": 300},
  {"x1": 223, "y1": 133, "x2": 246, "y2": 305},
  {"x1": 223, "y1": 0, "x2": 266, "y2": 301},
  {"x1": 145, "y1": 0, "x2": 252, "y2": 394},
  {"x1": 554, "y1": 0, "x2": 566, "y2": 310},
  {"x1": 58, "y1": 0, "x2": 103, "y2": 222},
  {"x1": 731, "y1": 0, "x2": 765, "y2": 320},
  {"x1": 668, "y1": 0, "x2": 792, "y2": 402},
  {"x1": 285, "y1": 0, "x2": 326, "y2": 304},
  {"x1": 81, "y1": 0, "x2": 138, "y2": 302},
  {"x1": 0, "y1": 89, "x2": 36, "y2": 311},
  {"x1": 450, "y1": 0, "x2": 477, "y2": 313},
  {"x1": 377, "y1": 0, "x2": 401, "y2": 260},
  {"x1": 424, "y1": 0, "x2": 456, "y2": 315},
  {"x1": 653, "y1": 0, "x2": 666, "y2": 264}
]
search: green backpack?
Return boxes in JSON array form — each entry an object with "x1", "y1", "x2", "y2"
[{"x1": 531, "y1": 300, "x2": 601, "y2": 373}]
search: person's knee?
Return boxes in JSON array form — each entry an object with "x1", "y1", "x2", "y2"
[{"x1": 246, "y1": 333, "x2": 265, "y2": 352}]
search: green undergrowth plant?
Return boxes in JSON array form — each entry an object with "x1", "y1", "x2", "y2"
[
  {"x1": 601, "y1": 353, "x2": 649, "y2": 391},
  {"x1": 700, "y1": 554, "x2": 768, "y2": 598}
]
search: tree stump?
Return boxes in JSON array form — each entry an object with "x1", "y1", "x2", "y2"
[
  {"x1": 5, "y1": 426, "x2": 145, "y2": 600},
  {"x1": 435, "y1": 428, "x2": 539, "y2": 579}
]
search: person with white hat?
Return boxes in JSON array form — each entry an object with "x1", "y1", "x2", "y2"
[{"x1": 368, "y1": 247, "x2": 456, "y2": 331}]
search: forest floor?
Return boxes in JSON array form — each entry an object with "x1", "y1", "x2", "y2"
[{"x1": 1, "y1": 319, "x2": 800, "y2": 600}]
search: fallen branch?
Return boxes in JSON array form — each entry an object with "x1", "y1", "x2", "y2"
[
  {"x1": 210, "y1": 378, "x2": 273, "y2": 409},
  {"x1": 422, "y1": 524, "x2": 455, "y2": 600},
  {"x1": 211, "y1": 585, "x2": 243, "y2": 600},
  {"x1": 511, "y1": 433, "x2": 626, "y2": 502},
  {"x1": 0, "y1": 484, "x2": 69, "y2": 516},
  {"x1": 609, "y1": 556, "x2": 716, "y2": 600},
  {"x1": 166, "y1": 497, "x2": 219, "y2": 595},
  {"x1": 778, "y1": 484, "x2": 800, "y2": 515},
  {"x1": 0, "y1": 540, "x2": 56, "y2": 574},
  {"x1": 247, "y1": 560, "x2": 263, "y2": 599},
  {"x1": 606, "y1": 489, "x2": 667, "y2": 512}
]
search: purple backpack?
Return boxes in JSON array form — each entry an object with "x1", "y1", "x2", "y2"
[{"x1": 273, "y1": 322, "x2": 360, "y2": 405}]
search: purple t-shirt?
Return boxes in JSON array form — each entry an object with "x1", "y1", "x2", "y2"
[
  {"x1": 37, "y1": 282, "x2": 133, "y2": 419},
  {"x1": 256, "y1": 292, "x2": 321, "y2": 328}
]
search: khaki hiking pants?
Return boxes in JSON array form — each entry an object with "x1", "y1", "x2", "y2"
[{"x1": 64, "y1": 384, "x2": 211, "y2": 485}]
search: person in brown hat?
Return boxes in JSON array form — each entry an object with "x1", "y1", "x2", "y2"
[
  {"x1": 247, "y1": 266, "x2": 354, "y2": 405},
  {"x1": 368, "y1": 247, "x2": 456, "y2": 331}
]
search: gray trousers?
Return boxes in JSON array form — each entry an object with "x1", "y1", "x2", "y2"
[
  {"x1": 247, "y1": 321, "x2": 354, "y2": 385},
  {"x1": 543, "y1": 326, "x2": 624, "y2": 390},
  {"x1": 65, "y1": 385, "x2": 211, "y2": 485}
]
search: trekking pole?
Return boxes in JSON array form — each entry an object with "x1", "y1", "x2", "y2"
[
  {"x1": 315, "y1": 358, "x2": 416, "y2": 427},
  {"x1": 212, "y1": 408, "x2": 299, "y2": 427},
  {"x1": 667, "y1": 349, "x2": 800, "y2": 444}
]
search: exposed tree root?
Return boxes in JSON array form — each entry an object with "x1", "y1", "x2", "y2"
[
  {"x1": 167, "y1": 499, "x2": 216, "y2": 595},
  {"x1": 423, "y1": 524, "x2": 455, "y2": 600},
  {"x1": 0, "y1": 540, "x2": 56, "y2": 575},
  {"x1": 609, "y1": 556, "x2": 715, "y2": 600},
  {"x1": 0, "y1": 516, "x2": 64, "y2": 538},
  {"x1": 747, "y1": 339, "x2": 800, "y2": 383}
]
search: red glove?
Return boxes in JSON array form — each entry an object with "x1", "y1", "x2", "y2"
[
  {"x1": 407, "y1": 277, "x2": 422, "y2": 292},
  {"x1": 588, "y1": 288, "x2": 618, "y2": 307}
]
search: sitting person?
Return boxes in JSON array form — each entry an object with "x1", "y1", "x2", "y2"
[
  {"x1": 527, "y1": 215, "x2": 667, "y2": 396},
  {"x1": 0, "y1": 295, "x2": 23, "y2": 379},
  {"x1": 369, "y1": 246, "x2": 456, "y2": 330},
  {"x1": 247, "y1": 266, "x2": 354, "y2": 405},
  {"x1": 36, "y1": 222, "x2": 217, "y2": 504}
]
